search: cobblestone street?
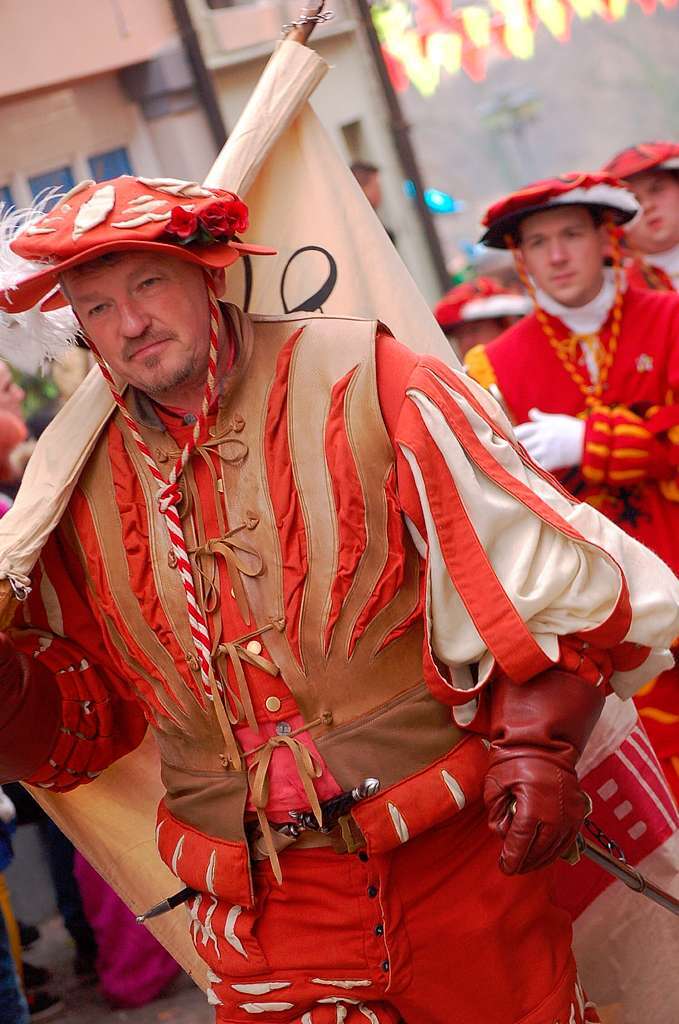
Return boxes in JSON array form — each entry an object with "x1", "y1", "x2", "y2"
[{"x1": 29, "y1": 916, "x2": 212, "y2": 1024}]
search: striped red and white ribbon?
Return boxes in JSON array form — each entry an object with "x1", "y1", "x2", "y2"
[{"x1": 79, "y1": 271, "x2": 220, "y2": 695}]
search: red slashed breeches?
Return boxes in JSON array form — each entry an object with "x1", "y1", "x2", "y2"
[{"x1": 206, "y1": 802, "x2": 599, "y2": 1024}]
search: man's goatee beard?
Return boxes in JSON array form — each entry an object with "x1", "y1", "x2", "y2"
[{"x1": 140, "y1": 356, "x2": 206, "y2": 398}]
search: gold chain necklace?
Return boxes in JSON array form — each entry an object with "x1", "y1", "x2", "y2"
[{"x1": 532, "y1": 285, "x2": 624, "y2": 408}]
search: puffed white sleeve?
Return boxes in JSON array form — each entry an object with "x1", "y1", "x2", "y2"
[{"x1": 393, "y1": 355, "x2": 679, "y2": 723}]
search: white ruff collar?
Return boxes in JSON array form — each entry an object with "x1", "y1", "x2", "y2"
[
  {"x1": 649, "y1": 242, "x2": 679, "y2": 285},
  {"x1": 534, "y1": 268, "x2": 624, "y2": 335}
]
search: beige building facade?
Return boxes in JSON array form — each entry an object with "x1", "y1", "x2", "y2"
[{"x1": 0, "y1": 0, "x2": 442, "y2": 303}]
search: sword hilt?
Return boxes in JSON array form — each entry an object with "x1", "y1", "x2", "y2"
[
  {"x1": 136, "y1": 885, "x2": 197, "y2": 924},
  {"x1": 289, "y1": 777, "x2": 380, "y2": 831}
]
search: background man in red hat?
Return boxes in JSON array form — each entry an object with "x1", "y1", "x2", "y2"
[
  {"x1": 603, "y1": 142, "x2": 679, "y2": 292},
  {"x1": 465, "y1": 171, "x2": 679, "y2": 802},
  {"x1": 433, "y1": 277, "x2": 530, "y2": 357},
  {"x1": 0, "y1": 174, "x2": 678, "y2": 1024}
]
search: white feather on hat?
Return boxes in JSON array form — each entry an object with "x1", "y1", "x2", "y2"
[{"x1": 0, "y1": 198, "x2": 79, "y2": 375}]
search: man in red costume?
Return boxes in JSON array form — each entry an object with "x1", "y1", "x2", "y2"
[
  {"x1": 465, "y1": 171, "x2": 679, "y2": 801},
  {"x1": 0, "y1": 176, "x2": 678, "y2": 1024},
  {"x1": 603, "y1": 142, "x2": 679, "y2": 292},
  {"x1": 433, "y1": 277, "x2": 530, "y2": 357}
]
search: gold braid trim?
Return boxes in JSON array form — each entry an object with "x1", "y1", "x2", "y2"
[
  {"x1": 632, "y1": 249, "x2": 674, "y2": 292},
  {"x1": 464, "y1": 344, "x2": 498, "y2": 389},
  {"x1": 661, "y1": 423, "x2": 679, "y2": 501}
]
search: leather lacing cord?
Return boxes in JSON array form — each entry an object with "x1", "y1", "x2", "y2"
[
  {"x1": 206, "y1": 619, "x2": 282, "y2": 769},
  {"x1": 214, "y1": 624, "x2": 281, "y2": 733},
  {"x1": 189, "y1": 526, "x2": 263, "y2": 620},
  {"x1": 244, "y1": 712, "x2": 330, "y2": 883},
  {"x1": 206, "y1": 613, "x2": 330, "y2": 882},
  {"x1": 169, "y1": 410, "x2": 320, "y2": 880},
  {"x1": 175, "y1": 424, "x2": 269, "y2": 773}
]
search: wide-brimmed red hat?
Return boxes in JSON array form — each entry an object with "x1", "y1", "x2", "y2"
[
  {"x1": 0, "y1": 175, "x2": 276, "y2": 314},
  {"x1": 434, "y1": 277, "x2": 530, "y2": 331},
  {"x1": 603, "y1": 141, "x2": 679, "y2": 181},
  {"x1": 480, "y1": 172, "x2": 639, "y2": 249}
]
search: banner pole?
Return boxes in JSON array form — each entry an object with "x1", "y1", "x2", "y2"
[
  {"x1": 353, "y1": 0, "x2": 451, "y2": 293},
  {"x1": 284, "y1": 2, "x2": 332, "y2": 44},
  {"x1": 169, "y1": 0, "x2": 229, "y2": 149}
]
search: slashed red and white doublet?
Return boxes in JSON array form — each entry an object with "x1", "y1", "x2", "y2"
[{"x1": 9, "y1": 319, "x2": 679, "y2": 1023}]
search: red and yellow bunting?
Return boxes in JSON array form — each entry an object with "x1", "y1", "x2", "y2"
[{"x1": 372, "y1": 0, "x2": 675, "y2": 91}]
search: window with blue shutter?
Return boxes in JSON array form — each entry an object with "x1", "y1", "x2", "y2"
[
  {"x1": 88, "y1": 147, "x2": 133, "y2": 182},
  {"x1": 0, "y1": 185, "x2": 14, "y2": 211},
  {"x1": 28, "y1": 167, "x2": 76, "y2": 210}
]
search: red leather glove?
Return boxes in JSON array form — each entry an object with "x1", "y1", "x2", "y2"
[
  {"x1": 0, "y1": 632, "x2": 61, "y2": 782},
  {"x1": 483, "y1": 669, "x2": 604, "y2": 875}
]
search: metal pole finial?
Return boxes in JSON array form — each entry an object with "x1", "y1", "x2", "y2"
[{"x1": 282, "y1": 2, "x2": 335, "y2": 43}]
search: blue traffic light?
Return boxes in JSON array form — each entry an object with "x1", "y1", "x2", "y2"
[{"x1": 403, "y1": 180, "x2": 465, "y2": 214}]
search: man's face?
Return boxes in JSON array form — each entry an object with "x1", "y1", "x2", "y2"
[
  {"x1": 362, "y1": 172, "x2": 383, "y2": 211},
  {"x1": 519, "y1": 206, "x2": 607, "y2": 308},
  {"x1": 624, "y1": 170, "x2": 679, "y2": 255},
  {"x1": 62, "y1": 252, "x2": 213, "y2": 404}
]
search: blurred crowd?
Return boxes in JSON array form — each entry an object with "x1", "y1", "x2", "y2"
[{"x1": 0, "y1": 346, "x2": 183, "y2": 1020}]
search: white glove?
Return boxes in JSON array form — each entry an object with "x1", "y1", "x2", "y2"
[
  {"x1": 514, "y1": 408, "x2": 585, "y2": 472},
  {"x1": 0, "y1": 786, "x2": 16, "y2": 825}
]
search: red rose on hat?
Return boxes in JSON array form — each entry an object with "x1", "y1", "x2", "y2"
[
  {"x1": 199, "y1": 198, "x2": 249, "y2": 239},
  {"x1": 167, "y1": 206, "x2": 199, "y2": 241},
  {"x1": 223, "y1": 197, "x2": 249, "y2": 235}
]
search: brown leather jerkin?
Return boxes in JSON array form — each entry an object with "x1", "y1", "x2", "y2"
[{"x1": 73, "y1": 307, "x2": 464, "y2": 857}]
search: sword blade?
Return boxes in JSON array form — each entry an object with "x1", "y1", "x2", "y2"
[{"x1": 579, "y1": 837, "x2": 679, "y2": 916}]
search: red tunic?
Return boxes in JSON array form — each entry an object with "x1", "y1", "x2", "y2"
[
  {"x1": 484, "y1": 287, "x2": 679, "y2": 566},
  {"x1": 625, "y1": 258, "x2": 675, "y2": 293}
]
